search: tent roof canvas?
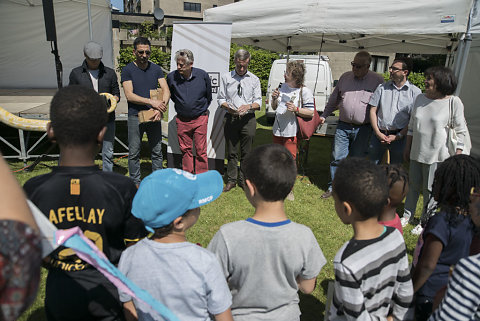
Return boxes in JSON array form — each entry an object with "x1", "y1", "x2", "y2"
[{"x1": 204, "y1": 0, "x2": 474, "y2": 54}]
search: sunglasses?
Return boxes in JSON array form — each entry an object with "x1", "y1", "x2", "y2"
[
  {"x1": 237, "y1": 83, "x2": 242, "y2": 96},
  {"x1": 137, "y1": 50, "x2": 151, "y2": 55},
  {"x1": 351, "y1": 62, "x2": 367, "y2": 69},
  {"x1": 389, "y1": 66, "x2": 404, "y2": 72}
]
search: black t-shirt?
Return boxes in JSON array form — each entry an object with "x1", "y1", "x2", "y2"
[{"x1": 24, "y1": 166, "x2": 147, "y2": 272}]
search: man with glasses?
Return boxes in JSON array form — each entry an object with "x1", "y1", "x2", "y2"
[
  {"x1": 69, "y1": 41, "x2": 120, "y2": 172},
  {"x1": 167, "y1": 49, "x2": 212, "y2": 174},
  {"x1": 121, "y1": 37, "x2": 170, "y2": 186},
  {"x1": 218, "y1": 49, "x2": 261, "y2": 192},
  {"x1": 368, "y1": 58, "x2": 421, "y2": 167},
  {"x1": 319, "y1": 51, "x2": 384, "y2": 199}
]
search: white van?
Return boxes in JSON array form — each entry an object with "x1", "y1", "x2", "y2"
[{"x1": 265, "y1": 55, "x2": 334, "y2": 123}]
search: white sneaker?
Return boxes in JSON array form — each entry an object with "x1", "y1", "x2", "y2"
[
  {"x1": 400, "y1": 217, "x2": 410, "y2": 227},
  {"x1": 411, "y1": 224, "x2": 423, "y2": 235}
]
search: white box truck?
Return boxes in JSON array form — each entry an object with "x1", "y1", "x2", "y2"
[{"x1": 265, "y1": 55, "x2": 334, "y2": 123}]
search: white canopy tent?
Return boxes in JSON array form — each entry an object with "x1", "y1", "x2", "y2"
[
  {"x1": 0, "y1": 0, "x2": 113, "y2": 88},
  {"x1": 204, "y1": 0, "x2": 472, "y2": 54},
  {"x1": 204, "y1": 0, "x2": 480, "y2": 158}
]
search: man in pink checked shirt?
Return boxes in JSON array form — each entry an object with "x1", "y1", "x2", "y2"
[{"x1": 319, "y1": 51, "x2": 384, "y2": 199}]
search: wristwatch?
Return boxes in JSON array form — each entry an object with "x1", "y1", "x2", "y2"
[{"x1": 396, "y1": 132, "x2": 404, "y2": 140}]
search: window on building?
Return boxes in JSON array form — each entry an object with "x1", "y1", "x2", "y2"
[
  {"x1": 370, "y1": 55, "x2": 389, "y2": 73},
  {"x1": 184, "y1": 2, "x2": 201, "y2": 12}
]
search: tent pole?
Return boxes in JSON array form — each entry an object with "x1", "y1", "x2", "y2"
[
  {"x1": 286, "y1": 36, "x2": 291, "y2": 62},
  {"x1": 453, "y1": 38, "x2": 466, "y2": 76},
  {"x1": 455, "y1": 34, "x2": 472, "y2": 95},
  {"x1": 87, "y1": 0, "x2": 93, "y2": 40}
]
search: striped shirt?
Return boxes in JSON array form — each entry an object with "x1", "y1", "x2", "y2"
[
  {"x1": 428, "y1": 254, "x2": 480, "y2": 321},
  {"x1": 329, "y1": 226, "x2": 414, "y2": 321}
]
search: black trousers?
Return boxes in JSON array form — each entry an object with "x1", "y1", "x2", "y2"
[
  {"x1": 224, "y1": 113, "x2": 256, "y2": 184},
  {"x1": 45, "y1": 268, "x2": 125, "y2": 321}
]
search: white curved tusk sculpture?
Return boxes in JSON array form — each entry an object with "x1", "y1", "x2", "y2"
[{"x1": 0, "y1": 92, "x2": 117, "y2": 132}]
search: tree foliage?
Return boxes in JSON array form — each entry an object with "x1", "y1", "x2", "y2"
[
  {"x1": 229, "y1": 43, "x2": 280, "y2": 94},
  {"x1": 117, "y1": 46, "x2": 170, "y2": 73},
  {"x1": 116, "y1": 42, "x2": 279, "y2": 91}
]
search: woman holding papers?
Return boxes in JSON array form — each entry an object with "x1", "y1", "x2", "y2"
[{"x1": 271, "y1": 60, "x2": 314, "y2": 160}]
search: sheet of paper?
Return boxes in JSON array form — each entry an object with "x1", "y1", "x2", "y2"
[
  {"x1": 229, "y1": 94, "x2": 244, "y2": 110},
  {"x1": 277, "y1": 93, "x2": 294, "y2": 114}
]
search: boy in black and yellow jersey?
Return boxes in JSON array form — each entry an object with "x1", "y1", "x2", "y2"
[{"x1": 24, "y1": 86, "x2": 147, "y2": 321}]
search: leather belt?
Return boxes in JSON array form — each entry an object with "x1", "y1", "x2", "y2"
[{"x1": 379, "y1": 128, "x2": 401, "y2": 135}]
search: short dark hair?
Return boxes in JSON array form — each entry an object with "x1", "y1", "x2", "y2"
[
  {"x1": 50, "y1": 85, "x2": 108, "y2": 146},
  {"x1": 429, "y1": 155, "x2": 480, "y2": 218},
  {"x1": 242, "y1": 144, "x2": 296, "y2": 202},
  {"x1": 355, "y1": 51, "x2": 372, "y2": 65},
  {"x1": 380, "y1": 164, "x2": 408, "y2": 207},
  {"x1": 151, "y1": 222, "x2": 174, "y2": 239},
  {"x1": 424, "y1": 66, "x2": 457, "y2": 95},
  {"x1": 133, "y1": 37, "x2": 151, "y2": 49},
  {"x1": 392, "y1": 58, "x2": 412, "y2": 76},
  {"x1": 333, "y1": 158, "x2": 388, "y2": 219}
]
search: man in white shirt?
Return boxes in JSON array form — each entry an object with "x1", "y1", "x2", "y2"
[{"x1": 218, "y1": 49, "x2": 262, "y2": 192}]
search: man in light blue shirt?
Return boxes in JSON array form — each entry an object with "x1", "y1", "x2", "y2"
[
  {"x1": 218, "y1": 49, "x2": 262, "y2": 192},
  {"x1": 368, "y1": 58, "x2": 421, "y2": 164}
]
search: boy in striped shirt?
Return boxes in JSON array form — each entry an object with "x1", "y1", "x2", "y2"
[{"x1": 328, "y1": 158, "x2": 413, "y2": 321}]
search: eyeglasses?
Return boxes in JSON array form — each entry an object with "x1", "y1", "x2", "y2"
[
  {"x1": 389, "y1": 66, "x2": 404, "y2": 72},
  {"x1": 237, "y1": 83, "x2": 242, "y2": 96},
  {"x1": 351, "y1": 62, "x2": 367, "y2": 69},
  {"x1": 137, "y1": 50, "x2": 151, "y2": 55}
]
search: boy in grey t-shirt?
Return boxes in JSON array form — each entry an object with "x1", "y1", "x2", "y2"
[
  {"x1": 208, "y1": 144, "x2": 326, "y2": 321},
  {"x1": 118, "y1": 169, "x2": 233, "y2": 321}
]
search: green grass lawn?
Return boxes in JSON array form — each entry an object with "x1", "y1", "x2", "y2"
[{"x1": 11, "y1": 109, "x2": 423, "y2": 321}]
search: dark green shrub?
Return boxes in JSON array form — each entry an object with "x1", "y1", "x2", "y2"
[
  {"x1": 117, "y1": 46, "x2": 170, "y2": 73},
  {"x1": 229, "y1": 43, "x2": 280, "y2": 95}
]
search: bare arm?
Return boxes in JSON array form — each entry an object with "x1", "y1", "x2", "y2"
[
  {"x1": 271, "y1": 88, "x2": 279, "y2": 110},
  {"x1": 297, "y1": 276, "x2": 317, "y2": 294},
  {"x1": 214, "y1": 308, "x2": 234, "y2": 321},
  {"x1": 369, "y1": 105, "x2": 389, "y2": 143},
  {"x1": 158, "y1": 78, "x2": 170, "y2": 111},
  {"x1": 0, "y1": 153, "x2": 38, "y2": 229},
  {"x1": 412, "y1": 234, "x2": 443, "y2": 293},
  {"x1": 123, "y1": 301, "x2": 138, "y2": 321}
]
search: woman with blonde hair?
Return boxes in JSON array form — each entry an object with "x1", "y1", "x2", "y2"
[{"x1": 271, "y1": 60, "x2": 315, "y2": 159}]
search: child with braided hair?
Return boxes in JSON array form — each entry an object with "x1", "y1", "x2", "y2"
[
  {"x1": 411, "y1": 154, "x2": 480, "y2": 321},
  {"x1": 379, "y1": 164, "x2": 409, "y2": 234}
]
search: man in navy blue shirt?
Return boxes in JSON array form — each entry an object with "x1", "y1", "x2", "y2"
[
  {"x1": 167, "y1": 49, "x2": 212, "y2": 173},
  {"x1": 121, "y1": 37, "x2": 170, "y2": 185}
]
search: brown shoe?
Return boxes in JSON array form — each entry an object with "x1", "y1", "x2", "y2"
[
  {"x1": 320, "y1": 190, "x2": 332, "y2": 199},
  {"x1": 223, "y1": 182, "x2": 236, "y2": 192}
]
